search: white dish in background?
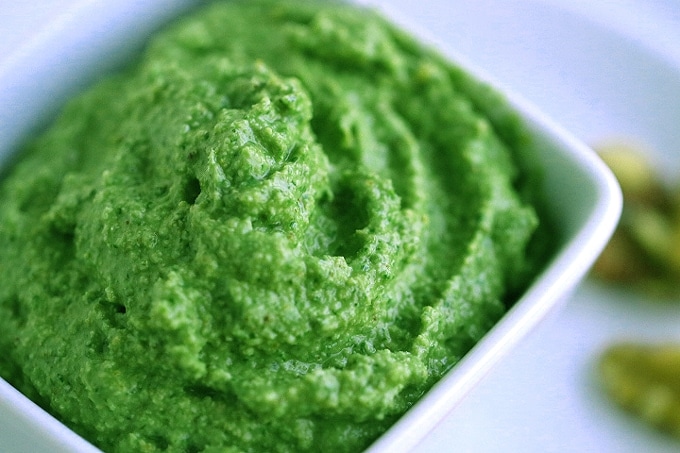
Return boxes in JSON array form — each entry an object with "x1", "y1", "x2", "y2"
[{"x1": 0, "y1": 1, "x2": 629, "y2": 452}]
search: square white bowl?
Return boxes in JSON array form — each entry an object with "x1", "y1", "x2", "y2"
[{"x1": 0, "y1": 1, "x2": 622, "y2": 452}]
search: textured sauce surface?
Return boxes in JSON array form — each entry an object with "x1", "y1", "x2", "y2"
[{"x1": 0, "y1": 1, "x2": 550, "y2": 451}]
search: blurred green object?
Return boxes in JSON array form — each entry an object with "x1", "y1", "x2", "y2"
[
  {"x1": 599, "y1": 342, "x2": 680, "y2": 438},
  {"x1": 592, "y1": 141, "x2": 680, "y2": 298}
]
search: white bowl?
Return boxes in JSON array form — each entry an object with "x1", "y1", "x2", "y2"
[{"x1": 0, "y1": 1, "x2": 621, "y2": 452}]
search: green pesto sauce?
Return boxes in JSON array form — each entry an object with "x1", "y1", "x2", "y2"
[{"x1": 0, "y1": 1, "x2": 550, "y2": 451}]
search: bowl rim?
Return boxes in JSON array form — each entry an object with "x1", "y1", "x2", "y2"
[
  {"x1": 366, "y1": 79, "x2": 623, "y2": 452},
  {"x1": 0, "y1": 1, "x2": 622, "y2": 452},
  {"x1": 368, "y1": 4, "x2": 622, "y2": 448}
]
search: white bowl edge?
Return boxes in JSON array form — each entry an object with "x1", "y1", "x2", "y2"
[
  {"x1": 364, "y1": 4, "x2": 623, "y2": 450},
  {"x1": 0, "y1": 1, "x2": 623, "y2": 452},
  {"x1": 366, "y1": 60, "x2": 623, "y2": 453}
]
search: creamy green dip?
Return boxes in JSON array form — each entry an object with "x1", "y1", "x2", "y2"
[{"x1": 0, "y1": 1, "x2": 550, "y2": 451}]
